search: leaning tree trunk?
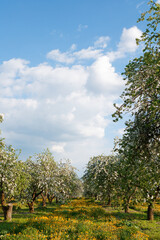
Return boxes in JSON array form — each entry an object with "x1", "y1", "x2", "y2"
[
  {"x1": 28, "y1": 190, "x2": 43, "y2": 213},
  {"x1": 28, "y1": 202, "x2": 34, "y2": 213},
  {"x1": 147, "y1": 203, "x2": 154, "y2": 220},
  {"x1": 41, "y1": 193, "x2": 47, "y2": 207},
  {"x1": 2, "y1": 204, "x2": 13, "y2": 221}
]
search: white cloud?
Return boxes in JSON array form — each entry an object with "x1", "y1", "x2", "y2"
[
  {"x1": 118, "y1": 26, "x2": 142, "y2": 53},
  {"x1": 156, "y1": 0, "x2": 160, "y2": 4},
  {"x1": 94, "y1": 36, "x2": 110, "y2": 48},
  {"x1": 73, "y1": 47, "x2": 102, "y2": 60},
  {"x1": 47, "y1": 46, "x2": 103, "y2": 64},
  {"x1": 87, "y1": 56, "x2": 124, "y2": 95},
  {"x1": 47, "y1": 27, "x2": 142, "y2": 65},
  {"x1": 0, "y1": 58, "x2": 28, "y2": 87},
  {"x1": 46, "y1": 49, "x2": 74, "y2": 64},
  {"x1": 0, "y1": 56, "x2": 119, "y2": 173},
  {"x1": 108, "y1": 26, "x2": 142, "y2": 61},
  {"x1": 51, "y1": 143, "x2": 66, "y2": 153},
  {"x1": 62, "y1": 137, "x2": 112, "y2": 174},
  {"x1": 47, "y1": 35, "x2": 110, "y2": 64},
  {"x1": 22, "y1": 63, "x2": 88, "y2": 98}
]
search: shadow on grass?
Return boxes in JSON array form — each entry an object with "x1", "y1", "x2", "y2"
[
  {"x1": 105, "y1": 210, "x2": 146, "y2": 220},
  {"x1": 0, "y1": 221, "x2": 30, "y2": 236},
  {"x1": 104, "y1": 208, "x2": 160, "y2": 222},
  {"x1": 0, "y1": 222, "x2": 17, "y2": 235}
]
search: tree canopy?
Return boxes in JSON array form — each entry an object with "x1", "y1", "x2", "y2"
[{"x1": 112, "y1": 0, "x2": 160, "y2": 220}]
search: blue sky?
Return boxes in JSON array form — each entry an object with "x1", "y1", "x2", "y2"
[
  {"x1": 0, "y1": 0, "x2": 156, "y2": 176},
  {"x1": 0, "y1": 0, "x2": 146, "y2": 65}
]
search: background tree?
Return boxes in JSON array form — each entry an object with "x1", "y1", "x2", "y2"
[
  {"x1": 55, "y1": 160, "x2": 81, "y2": 203},
  {"x1": 83, "y1": 155, "x2": 117, "y2": 204},
  {"x1": 25, "y1": 158, "x2": 43, "y2": 213},
  {"x1": 83, "y1": 156, "x2": 101, "y2": 199},
  {"x1": 35, "y1": 149, "x2": 57, "y2": 207}
]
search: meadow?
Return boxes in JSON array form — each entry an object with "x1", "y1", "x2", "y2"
[{"x1": 0, "y1": 198, "x2": 160, "y2": 240}]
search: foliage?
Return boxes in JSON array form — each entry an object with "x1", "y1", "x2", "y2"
[
  {"x1": 112, "y1": 0, "x2": 160, "y2": 220},
  {"x1": 55, "y1": 160, "x2": 82, "y2": 202},
  {"x1": 113, "y1": 0, "x2": 160, "y2": 123},
  {"x1": 24, "y1": 158, "x2": 43, "y2": 203},
  {"x1": 0, "y1": 144, "x2": 26, "y2": 204},
  {"x1": 83, "y1": 155, "x2": 117, "y2": 203},
  {"x1": 34, "y1": 148, "x2": 57, "y2": 195},
  {"x1": 23, "y1": 150, "x2": 82, "y2": 208}
]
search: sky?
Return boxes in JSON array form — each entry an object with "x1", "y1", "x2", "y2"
[{"x1": 0, "y1": 0, "x2": 157, "y2": 176}]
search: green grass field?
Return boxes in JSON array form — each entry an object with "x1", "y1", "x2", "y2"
[{"x1": 0, "y1": 198, "x2": 160, "y2": 240}]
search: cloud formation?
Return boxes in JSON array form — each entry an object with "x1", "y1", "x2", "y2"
[
  {"x1": 107, "y1": 26, "x2": 142, "y2": 61},
  {"x1": 0, "y1": 26, "x2": 142, "y2": 174},
  {"x1": 47, "y1": 27, "x2": 142, "y2": 65},
  {"x1": 46, "y1": 50, "x2": 75, "y2": 64},
  {"x1": 94, "y1": 36, "x2": 110, "y2": 49}
]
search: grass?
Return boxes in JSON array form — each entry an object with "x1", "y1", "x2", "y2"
[{"x1": 0, "y1": 198, "x2": 160, "y2": 240}]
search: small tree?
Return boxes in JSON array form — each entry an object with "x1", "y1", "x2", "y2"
[
  {"x1": 36, "y1": 149, "x2": 57, "y2": 207},
  {"x1": 55, "y1": 160, "x2": 80, "y2": 203},
  {"x1": 25, "y1": 158, "x2": 43, "y2": 213},
  {"x1": 83, "y1": 155, "x2": 117, "y2": 204}
]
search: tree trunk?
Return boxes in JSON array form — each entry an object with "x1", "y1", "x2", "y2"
[
  {"x1": 147, "y1": 203, "x2": 154, "y2": 220},
  {"x1": 1, "y1": 189, "x2": 13, "y2": 221},
  {"x1": 47, "y1": 194, "x2": 54, "y2": 204},
  {"x1": 0, "y1": 190, "x2": 5, "y2": 206},
  {"x1": 125, "y1": 204, "x2": 129, "y2": 213},
  {"x1": 28, "y1": 190, "x2": 43, "y2": 212},
  {"x1": 107, "y1": 196, "x2": 111, "y2": 206},
  {"x1": 28, "y1": 202, "x2": 34, "y2": 213},
  {"x1": 41, "y1": 193, "x2": 47, "y2": 207},
  {"x1": 2, "y1": 204, "x2": 13, "y2": 221},
  {"x1": 124, "y1": 195, "x2": 131, "y2": 213}
]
